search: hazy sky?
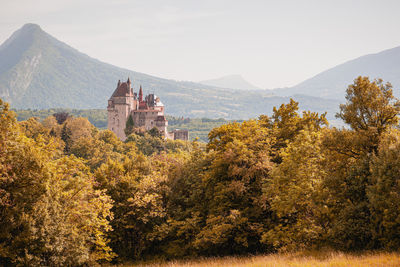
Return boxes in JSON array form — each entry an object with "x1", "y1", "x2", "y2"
[{"x1": 1, "y1": 0, "x2": 400, "y2": 88}]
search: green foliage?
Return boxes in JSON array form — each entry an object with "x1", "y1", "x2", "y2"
[
  {"x1": 125, "y1": 132, "x2": 191, "y2": 156},
  {"x1": 125, "y1": 114, "x2": 135, "y2": 137},
  {"x1": 15, "y1": 108, "x2": 108, "y2": 128}
]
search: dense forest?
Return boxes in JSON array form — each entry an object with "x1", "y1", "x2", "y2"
[
  {"x1": 1, "y1": 76, "x2": 400, "y2": 266},
  {"x1": 14, "y1": 109, "x2": 234, "y2": 142}
]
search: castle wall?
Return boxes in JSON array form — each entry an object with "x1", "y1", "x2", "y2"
[
  {"x1": 132, "y1": 110, "x2": 159, "y2": 130},
  {"x1": 172, "y1": 129, "x2": 189, "y2": 140}
]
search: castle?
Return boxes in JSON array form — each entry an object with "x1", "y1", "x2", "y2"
[{"x1": 107, "y1": 78, "x2": 188, "y2": 141}]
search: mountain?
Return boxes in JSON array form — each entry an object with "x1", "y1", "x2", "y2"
[
  {"x1": 199, "y1": 75, "x2": 261, "y2": 90},
  {"x1": 273, "y1": 45, "x2": 400, "y2": 99},
  {"x1": 0, "y1": 23, "x2": 339, "y2": 119}
]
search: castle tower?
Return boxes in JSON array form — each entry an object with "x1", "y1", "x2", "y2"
[
  {"x1": 139, "y1": 85, "x2": 143, "y2": 102},
  {"x1": 107, "y1": 78, "x2": 134, "y2": 140},
  {"x1": 107, "y1": 78, "x2": 189, "y2": 141}
]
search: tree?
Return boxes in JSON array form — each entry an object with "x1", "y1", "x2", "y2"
[
  {"x1": 194, "y1": 120, "x2": 274, "y2": 255},
  {"x1": 42, "y1": 116, "x2": 61, "y2": 137},
  {"x1": 19, "y1": 117, "x2": 49, "y2": 139},
  {"x1": 148, "y1": 127, "x2": 161, "y2": 138},
  {"x1": 0, "y1": 99, "x2": 115, "y2": 265},
  {"x1": 61, "y1": 122, "x2": 72, "y2": 153},
  {"x1": 125, "y1": 115, "x2": 134, "y2": 137},
  {"x1": 259, "y1": 99, "x2": 327, "y2": 163},
  {"x1": 263, "y1": 128, "x2": 329, "y2": 250},
  {"x1": 336, "y1": 76, "x2": 400, "y2": 152},
  {"x1": 368, "y1": 130, "x2": 400, "y2": 249},
  {"x1": 320, "y1": 77, "x2": 400, "y2": 250},
  {"x1": 153, "y1": 142, "x2": 207, "y2": 257},
  {"x1": 53, "y1": 112, "x2": 70, "y2": 124},
  {"x1": 94, "y1": 153, "x2": 165, "y2": 260},
  {"x1": 26, "y1": 156, "x2": 115, "y2": 265}
]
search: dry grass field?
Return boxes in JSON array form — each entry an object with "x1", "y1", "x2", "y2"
[{"x1": 123, "y1": 251, "x2": 400, "y2": 267}]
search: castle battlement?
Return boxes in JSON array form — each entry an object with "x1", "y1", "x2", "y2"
[{"x1": 107, "y1": 78, "x2": 188, "y2": 141}]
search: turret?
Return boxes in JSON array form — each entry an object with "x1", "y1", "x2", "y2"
[{"x1": 139, "y1": 85, "x2": 143, "y2": 102}]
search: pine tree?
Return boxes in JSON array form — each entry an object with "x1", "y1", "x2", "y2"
[{"x1": 125, "y1": 115, "x2": 134, "y2": 137}]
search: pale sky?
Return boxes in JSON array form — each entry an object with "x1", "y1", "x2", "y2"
[{"x1": 1, "y1": 0, "x2": 400, "y2": 89}]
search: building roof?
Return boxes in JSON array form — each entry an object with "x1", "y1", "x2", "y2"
[
  {"x1": 138, "y1": 101, "x2": 148, "y2": 109},
  {"x1": 111, "y1": 82, "x2": 132, "y2": 97}
]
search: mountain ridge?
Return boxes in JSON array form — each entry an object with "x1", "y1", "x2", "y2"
[
  {"x1": 199, "y1": 74, "x2": 262, "y2": 90},
  {"x1": 273, "y1": 45, "x2": 400, "y2": 99}
]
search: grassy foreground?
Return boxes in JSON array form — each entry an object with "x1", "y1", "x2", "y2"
[{"x1": 122, "y1": 252, "x2": 400, "y2": 267}]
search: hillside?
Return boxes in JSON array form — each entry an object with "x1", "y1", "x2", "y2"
[
  {"x1": 0, "y1": 24, "x2": 339, "y2": 120},
  {"x1": 273, "y1": 45, "x2": 400, "y2": 99},
  {"x1": 199, "y1": 74, "x2": 261, "y2": 90}
]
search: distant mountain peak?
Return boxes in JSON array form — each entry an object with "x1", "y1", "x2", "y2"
[
  {"x1": 13, "y1": 23, "x2": 44, "y2": 39},
  {"x1": 199, "y1": 74, "x2": 261, "y2": 90},
  {"x1": 21, "y1": 23, "x2": 42, "y2": 30}
]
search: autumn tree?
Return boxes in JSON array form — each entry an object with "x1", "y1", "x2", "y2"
[
  {"x1": 263, "y1": 128, "x2": 329, "y2": 250},
  {"x1": 193, "y1": 120, "x2": 274, "y2": 255},
  {"x1": 336, "y1": 76, "x2": 400, "y2": 152},
  {"x1": 368, "y1": 130, "x2": 400, "y2": 249},
  {"x1": 260, "y1": 99, "x2": 327, "y2": 163},
  {"x1": 0, "y1": 99, "x2": 115, "y2": 265},
  {"x1": 126, "y1": 133, "x2": 166, "y2": 156},
  {"x1": 322, "y1": 77, "x2": 400, "y2": 250},
  {"x1": 26, "y1": 156, "x2": 115, "y2": 265},
  {"x1": 94, "y1": 151, "x2": 169, "y2": 260},
  {"x1": 153, "y1": 142, "x2": 208, "y2": 257}
]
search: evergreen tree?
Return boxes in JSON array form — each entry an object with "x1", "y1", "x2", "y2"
[
  {"x1": 125, "y1": 114, "x2": 134, "y2": 137},
  {"x1": 61, "y1": 122, "x2": 72, "y2": 153}
]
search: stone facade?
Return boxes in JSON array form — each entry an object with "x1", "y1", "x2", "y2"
[
  {"x1": 107, "y1": 78, "x2": 188, "y2": 141},
  {"x1": 171, "y1": 129, "x2": 189, "y2": 140}
]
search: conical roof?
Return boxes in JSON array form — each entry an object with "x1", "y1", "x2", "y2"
[{"x1": 111, "y1": 82, "x2": 131, "y2": 97}]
